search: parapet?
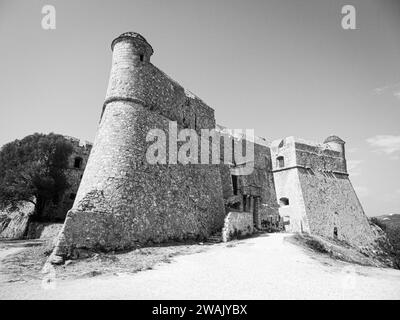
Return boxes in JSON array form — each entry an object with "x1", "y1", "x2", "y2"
[
  {"x1": 270, "y1": 136, "x2": 347, "y2": 174},
  {"x1": 324, "y1": 135, "x2": 345, "y2": 144},
  {"x1": 323, "y1": 135, "x2": 346, "y2": 158},
  {"x1": 111, "y1": 32, "x2": 153, "y2": 59}
]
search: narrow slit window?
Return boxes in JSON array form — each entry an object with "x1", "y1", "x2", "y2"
[
  {"x1": 277, "y1": 156, "x2": 285, "y2": 168},
  {"x1": 333, "y1": 227, "x2": 338, "y2": 239},
  {"x1": 232, "y1": 175, "x2": 238, "y2": 195}
]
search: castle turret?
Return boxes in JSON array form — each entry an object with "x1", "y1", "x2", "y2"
[
  {"x1": 51, "y1": 32, "x2": 225, "y2": 261},
  {"x1": 111, "y1": 32, "x2": 153, "y2": 62},
  {"x1": 105, "y1": 32, "x2": 154, "y2": 107},
  {"x1": 324, "y1": 135, "x2": 347, "y2": 172}
]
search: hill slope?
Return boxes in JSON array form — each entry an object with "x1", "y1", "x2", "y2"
[{"x1": 371, "y1": 214, "x2": 400, "y2": 265}]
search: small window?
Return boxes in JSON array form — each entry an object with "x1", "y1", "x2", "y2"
[
  {"x1": 277, "y1": 156, "x2": 285, "y2": 168},
  {"x1": 74, "y1": 157, "x2": 83, "y2": 169},
  {"x1": 279, "y1": 197, "x2": 289, "y2": 206},
  {"x1": 69, "y1": 193, "x2": 76, "y2": 200},
  {"x1": 139, "y1": 54, "x2": 144, "y2": 62},
  {"x1": 283, "y1": 216, "x2": 290, "y2": 225}
]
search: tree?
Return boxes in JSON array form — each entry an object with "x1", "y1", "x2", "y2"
[{"x1": 0, "y1": 133, "x2": 73, "y2": 220}]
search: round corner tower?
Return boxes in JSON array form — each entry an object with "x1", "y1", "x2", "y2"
[
  {"x1": 111, "y1": 32, "x2": 153, "y2": 62},
  {"x1": 52, "y1": 32, "x2": 225, "y2": 260},
  {"x1": 105, "y1": 32, "x2": 154, "y2": 106}
]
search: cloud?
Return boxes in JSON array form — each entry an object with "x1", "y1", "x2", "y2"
[
  {"x1": 373, "y1": 82, "x2": 400, "y2": 102},
  {"x1": 372, "y1": 88, "x2": 385, "y2": 95},
  {"x1": 366, "y1": 135, "x2": 400, "y2": 156},
  {"x1": 372, "y1": 82, "x2": 400, "y2": 96},
  {"x1": 347, "y1": 160, "x2": 362, "y2": 176},
  {"x1": 382, "y1": 189, "x2": 400, "y2": 202}
]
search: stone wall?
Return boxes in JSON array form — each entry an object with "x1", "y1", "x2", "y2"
[
  {"x1": 54, "y1": 102, "x2": 225, "y2": 257},
  {"x1": 271, "y1": 136, "x2": 376, "y2": 247},
  {"x1": 298, "y1": 169, "x2": 375, "y2": 246},
  {"x1": 26, "y1": 222, "x2": 64, "y2": 240},
  {"x1": 272, "y1": 168, "x2": 309, "y2": 233},
  {"x1": 295, "y1": 143, "x2": 346, "y2": 173},
  {"x1": 217, "y1": 127, "x2": 280, "y2": 228},
  {"x1": 222, "y1": 211, "x2": 254, "y2": 242},
  {"x1": 41, "y1": 136, "x2": 92, "y2": 221},
  {"x1": 52, "y1": 33, "x2": 225, "y2": 259},
  {"x1": 219, "y1": 164, "x2": 234, "y2": 202}
]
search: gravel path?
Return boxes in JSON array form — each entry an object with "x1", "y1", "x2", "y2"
[
  {"x1": 1, "y1": 233, "x2": 400, "y2": 299},
  {"x1": 0, "y1": 247, "x2": 24, "y2": 261},
  {"x1": 0, "y1": 240, "x2": 43, "y2": 261}
]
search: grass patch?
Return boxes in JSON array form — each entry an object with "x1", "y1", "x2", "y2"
[{"x1": 287, "y1": 233, "x2": 393, "y2": 268}]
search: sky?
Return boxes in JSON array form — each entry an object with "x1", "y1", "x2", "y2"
[{"x1": 0, "y1": 0, "x2": 399, "y2": 216}]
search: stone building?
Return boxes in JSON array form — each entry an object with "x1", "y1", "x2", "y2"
[
  {"x1": 216, "y1": 126, "x2": 280, "y2": 230},
  {"x1": 51, "y1": 32, "x2": 376, "y2": 260},
  {"x1": 52, "y1": 32, "x2": 226, "y2": 259},
  {"x1": 270, "y1": 136, "x2": 375, "y2": 246},
  {"x1": 43, "y1": 136, "x2": 92, "y2": 221},
  {"x1": 0, "y1": 136, "x2": 92, "y2": 239}
]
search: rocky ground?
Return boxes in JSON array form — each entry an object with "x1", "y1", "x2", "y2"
[
  {"x1": 0, "y1": 238, "x2": 209, "y2": 283},
  {"x1": 1, "y1": 233, "x2": 400, "y2": 299}
]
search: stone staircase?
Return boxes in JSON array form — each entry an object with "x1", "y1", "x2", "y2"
[{"x1": 206, "y1": 232, "x2": 223, "y2": 244}]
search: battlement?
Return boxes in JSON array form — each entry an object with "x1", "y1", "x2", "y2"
[{"x1": 270, "y1": 136, "x2": 347, "y2": 174}]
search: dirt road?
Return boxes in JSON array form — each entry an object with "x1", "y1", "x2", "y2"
[{"x1": 1, "y1": 233, "x2": 400, "y2": 299}]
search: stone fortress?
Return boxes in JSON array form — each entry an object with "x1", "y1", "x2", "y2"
[{"x1": 51, "y1": 32, "x2": 376, "y2": 260}]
